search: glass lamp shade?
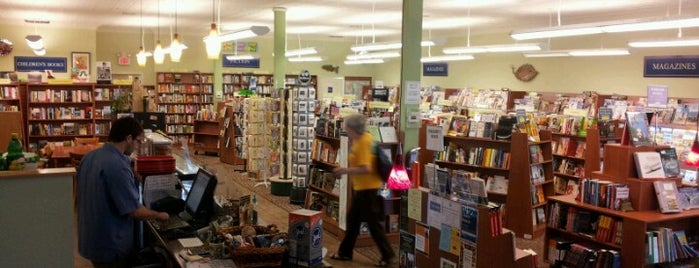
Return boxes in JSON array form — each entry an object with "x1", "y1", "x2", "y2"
[
  {"x1": 685, "y1": 138, "x2": 699, "y2": 167},
  {"x1": 170, "y1": 34, "x2": 182, "y2": 62},
  {"x1": 204, "y1": 23, "x2": 221, "y2": 59},
  {"x1": 153, "y1": 41, "x2": 164, "y2": 64},
  {"x1": 137, "y1": 46, "x2": 147, "y2": 67}
]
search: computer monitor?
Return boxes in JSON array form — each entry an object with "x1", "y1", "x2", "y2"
[{"x1": 181, "y1": 168, "x2": 217, "y2": 223}]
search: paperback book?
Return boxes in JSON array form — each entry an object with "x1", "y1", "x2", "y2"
[
  {"x1": 653, "y1": 180, "x2": 682, "y2": 213},
  {"x1": 633, "y1": 152, "x2": 666, "y2": 179},
  {"x1": 625, "y1": 111, "x2": 653, "y2": 147},
  {"x1": 656, "y1": 147, "x2": 680, "y2": 178}
]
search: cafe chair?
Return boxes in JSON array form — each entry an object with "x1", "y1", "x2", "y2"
[{"x1": 69, "y1": 151, "x2": 84, "y2": 208}]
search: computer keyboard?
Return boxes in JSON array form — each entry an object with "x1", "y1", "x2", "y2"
[{"x1": 149, "y1": 216, "x2": 190, "y2": 231}]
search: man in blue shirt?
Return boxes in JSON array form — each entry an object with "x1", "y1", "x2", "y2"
[{"x1": 77, "y1": 117, "x2": 169, "y2": 267}]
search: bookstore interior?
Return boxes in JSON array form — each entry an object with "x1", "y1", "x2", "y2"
[{"x1": 3, "y1": 1, "x2": 699, "y2": 268}]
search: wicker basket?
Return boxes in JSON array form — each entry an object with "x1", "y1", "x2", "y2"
[{"x1": 222, "y1": 225, "x2": 287, "y2": 268}]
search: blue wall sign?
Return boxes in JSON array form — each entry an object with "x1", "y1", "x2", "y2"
[
  {"x1": 14, "y1": 56, "x2": 68, "y2": 72},
  {"x1": 423, "y1": 62, "x2": 448, "y2": 76},
  {"x1": 222, "y1": 55, "x2": 260, "y2": 68},
  {"x1": 644, "y1": 55, "x2": 699, "y2": 77}
]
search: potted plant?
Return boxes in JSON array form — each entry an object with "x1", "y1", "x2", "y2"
[{"x1": 110, "y1": 93, "x2": 132, "y2": 114}]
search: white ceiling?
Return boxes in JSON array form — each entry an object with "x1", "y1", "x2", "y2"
[{"x1": 3, "y1": 0, "x2": 699, "y2": 42}]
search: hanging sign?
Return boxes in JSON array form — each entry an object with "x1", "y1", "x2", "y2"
[
  {"x1": 423, "y1": 62, "x2": 448, "y2": 76},
  {"x1": 222, "y1": 55, "x2": 260, "y2": 68},
  {"x1": 14, "y1": 56, "x2": 68, "y2": 72},
  {"x1": 644, "y1": 55, "x2": 699, "y2": 77}
]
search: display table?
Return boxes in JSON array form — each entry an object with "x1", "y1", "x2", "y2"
[{"x1": 0, "y1": 168, "x2": 76, "y2": 267}]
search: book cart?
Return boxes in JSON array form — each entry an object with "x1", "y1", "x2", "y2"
[{"x1": 545, "y1": 143, "x2": 699, "y2": 267}]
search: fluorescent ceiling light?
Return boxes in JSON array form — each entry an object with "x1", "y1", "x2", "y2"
[
  {"x1": 350, "y1": 40, "x2": 436, "y2": 52},
  {"x1": 602, "y1": 17, "x2": 699, "y2": 33},
  {"x1": 523, "y1": 51, "x2": 571, "y2": 58},
  {"x1": 568, "y1": 49, "x2": 630, "y2": 57},
  {"x1": 346, "y1": 51, "x2": 400, "y2": 60},
  {"x1": 288, "y1": 56, "x2": 324, "y2": 62},
  {"x1": 511, "y1": 26, "x2": 603, "y2": 40},
  {"x1": 344, "y1": 59, "x2": 385, "y2": 65},
  {"x1": 511, "y1": 17, "x2": 699, "y2": 40},
  {"x1": 443, "y1": 43, "x2": 542, "y2": 54},
  {"x1": 213, "y1": 26, "x2": 270, "y2": 43},
  {"x1": 25, "y1": 35, "x2": 44, "y2": 50},
  {"x1": 421, "y1": 55, "x2": 474, "y2": 62},
  {"x1": 285, "y1": 47, "x2": 318, "y2": 57},
  {"x1": 225, "y1": 55, "x2": 255, "y2": 60},
  {"x1": 628, "y1": 37, "x2": 699, "y2": 48}
]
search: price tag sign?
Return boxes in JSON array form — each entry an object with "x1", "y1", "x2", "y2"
[{"x1": 426, "y1": 125, "x2": 444, "y2": 152}]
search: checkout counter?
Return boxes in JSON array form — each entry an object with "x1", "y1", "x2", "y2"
[{"x1": 0, "y1": 168, "x2": 76, "y2": 267}]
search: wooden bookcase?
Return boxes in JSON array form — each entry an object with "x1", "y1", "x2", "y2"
[
  {"x1": 545, "y1": 143, "x2": 699, "y2": 267},
  {"x1": 191, "y1": 120, "x2": 219, "y2": 155},
  {"x1": 550, "y1": 127, "x2": 622, "y2": 194},
  {"x1": 218, "y1": 99, "x2": 246, "y2": 169},
  {"x1": 419, "y1": 120, "x2": 555, "y2": 239},
  {"x1": 407, "y1": 188, "x2": 534, "y2": 268},
  {"x1": 93, "y1": 84, "x2": 132, "y2": 141},
  {"x1": 305, "y1": 133, "x2": 401, "y2": 247},
  {"x1": 0, "y1": 83, "x2": 21, "y2": 112},
  {"x1": 155, "y1": 72, "x2": 214, "y2": 143},
  {"x1": 546, "y1": 194, "x2": 699, "y2": 268}
]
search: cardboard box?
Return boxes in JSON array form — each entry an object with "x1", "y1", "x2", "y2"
[{"x1": 288, "y1": 209, "x2": 323, "y2": 267}]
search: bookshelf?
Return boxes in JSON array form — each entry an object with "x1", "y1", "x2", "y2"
[
  {"x1": 545, "y1": 143, "x2": 699, "y2": 267},
  {"x1": 26, "y1": 83, "x2": 99, "y2": 146},
  {"x1": 93, "y1": 84, "x2": 132, "y2": 140},
  {"x1": 155, "y1": 72, "x2": 214, "y2": 143},
  {"x1": 0, "y1": 83, "x2": 21, "y2": 112},
  {"x1": 191, "y1": 120, "x2": 219, "y2": 155},
  {"x1": 550, "y1": 127, "x2": 622, "y2": 195},
  {"x1": 218, "y1": 99, "x2": 246, "y2": 169},
  {"x1": 406, "y1": 188, "x2": 534, "y2": 267},
  {"x1": 418, "y1": 120, "x2": 554, "y2": 239}
]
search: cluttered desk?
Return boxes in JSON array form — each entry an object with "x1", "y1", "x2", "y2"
[{"x1": 144, "y1": 168, "x2": 237, "y2": 268}]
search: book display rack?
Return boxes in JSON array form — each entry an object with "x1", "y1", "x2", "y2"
[
  {"x1": 419, "y1": 119, "x2": 555, "y2": 240},
  {"x1": 244, "y1": 97, "x2": 271, "y2": 182},
  {"x1": 218, "y1": 98, "x2": 246, "y2": 169},
  {"x1": 155, "y1": 72, "x2": 214, "y2": 143},
  {"x1": 545, "y1": 143, "x2": 699, "y2": 267},
  {"x1": 402, "y1": 188, "x2": 534, "y2": 267}
]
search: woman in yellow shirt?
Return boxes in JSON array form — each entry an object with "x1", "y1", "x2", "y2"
[{"x1": 330, "y1": 114, "x2": 395, "y2": 267}]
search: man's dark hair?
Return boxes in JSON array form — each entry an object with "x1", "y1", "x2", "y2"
[{"x1": 109, "y1": 117, "x2": 144, "y2": 142}]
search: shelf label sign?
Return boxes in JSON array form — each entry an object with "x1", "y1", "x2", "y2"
[
  {"x1": 14, "y1": 56, "x2": 68, "y2": 72},
  {"x1": 423, "y1": 62, "x2": 448, "y2": 76},
  {"x1": 425, "y1": 125, "x2": 444, "y2": 151},
  {"x1": 644, "y1": 55, "x2": 699, "y2": 77},
  {"x1": 222, "y1": 56, "x2": 260, "y2": 68}
]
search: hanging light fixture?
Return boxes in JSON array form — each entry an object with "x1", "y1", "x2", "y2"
[
  {"x1": 286, "y1": 34, "x2": 322, "y2": 62},
  {"x1": 25, "y1": 20, "x2": 46, "y2": 56},
  {"x1": 204, "y1": 0, "x2": 221, "y2": 59},
  {"x1": 153, "y1": 0, "x2": 164, "y2": 64},
  {"x1": 136, "y1": 0, "x2": 151, "y2": 67},
  {"x1": 169, "y1": 0, "x2": 184, "y2": 62}
]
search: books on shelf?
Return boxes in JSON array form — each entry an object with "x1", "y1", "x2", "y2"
[
  {"x1": 625, "y1": 111, "x2": 653, "y2": 147},
  {"x1": 653, "y1": 180, "x2": 682, "y2": 213},
  {"x1": 633, "y1": 152, "x2": 666, "y2": 179},
  {"x1": 656, "y1": 147, "x2": 680, "y2": 178}
]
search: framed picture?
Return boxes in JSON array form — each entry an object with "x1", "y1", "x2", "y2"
[{"x1": 71, "y1": 52, "x2": 90, "y2": 79}]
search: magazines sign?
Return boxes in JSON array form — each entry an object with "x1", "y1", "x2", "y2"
[
  {"x1": 644, "y1": 55, "x2": 699, "y2": 77},
  {"x1": 14, "y1": 56, "x2": 68, "y2": 72}
]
